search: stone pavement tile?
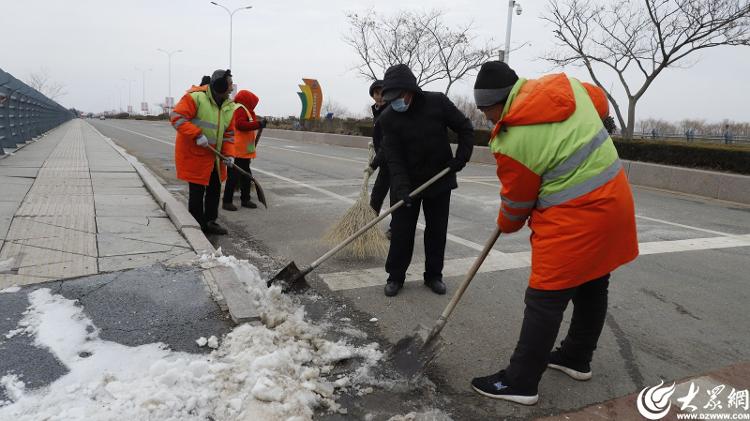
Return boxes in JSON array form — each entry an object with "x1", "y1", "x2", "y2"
[
  {"x1": 27, "y1": 183, "x2": 93, "y2": 196},
  {"x1": 0, "y1": 183, "x2": 33, "y2": 203},
  {"x1": 96, "y1": 216, "x2": 175, "y2": 234},
  {"x1": 0, "y1": 167, "x2": 39, "y2": 178},
  {"x1": 91, "y1": 176, "x2": 144, "y2": 188},
  {"x1": 33, "y1": 177, "x2": 92, "y2": 187},
  {"x1": 94, "y1": 194, "x2": 161, "y2": 208},
  {"x1": 98, "y1": 248, "x2": 196, "y2": 272},
  {"x1": 15, "y1": 196, "x2": 94, "y2": 217},
  {"x1": 95, "y1": 202, "x2": 166, "y2": 217},
  {"x1": 97, "y1": 232, "x2": 190, "y2": 257},
  {"x1": 36, "y1": 169, "x2": 90, "y2": 178},
  {"x1": 18, "y1": 215, "x2": 96, "y2": 233},
  {"x1": 92, "y1": 185, "x2": 153, "y2": 196},
  {"x1": 90, "y1": 172, "x2": 142, "y2": 181},
  {"x1": 0, "y1": 273, "x2": 53, "y2": 289},
  {"x1": 0, "y1": 175, "x2": 35, "y2": 186},
  {"x1": 0, "y1": 203, "x2": 20, "y2": 239},
  {"x1": 0, "y1": 242, "x2": 97, "y2": 284},
  {"x1": 5, "y1": 218, "x2": 97, "y2": 256}
]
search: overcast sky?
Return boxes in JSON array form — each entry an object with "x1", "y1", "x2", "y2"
[{"x1": 2, "y1": 0, "x2": 748, "y2": 123}]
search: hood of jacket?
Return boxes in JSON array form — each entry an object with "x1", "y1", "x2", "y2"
[
  {"x1": 234, "y1": 90, "x2": 259, "y2": 111},
  {"x1": 497, "y1": 73, "x2": 576, "y2": 132},
  {"x1": 382, "y1": 64, "x2": 422, "y2": 98}
]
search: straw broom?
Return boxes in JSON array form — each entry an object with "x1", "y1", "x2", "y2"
[{"x1": 322, "y1": 144, "x2": 389, "y2": 258}]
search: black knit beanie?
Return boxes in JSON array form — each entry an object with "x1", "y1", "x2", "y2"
[
  {"x1": 473, "y1": 61, "x2": 518, "y2": 107},
  {"x1": 369, "y1": 80, "x2": 384, "y2": 97},
  {"x1": 211, "y1": 69, "x2": 232, "y2": 94}
]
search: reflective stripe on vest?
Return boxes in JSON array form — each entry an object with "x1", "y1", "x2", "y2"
[
  {"x1": 537, "y1": 159, "x2": 622, "y2": 208},
  {"x1": 542, "y1": 127, "x2": 609, "y2": 183}
]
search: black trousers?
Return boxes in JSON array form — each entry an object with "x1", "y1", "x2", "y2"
[
  {"x1": 369, "y1": 166, "x2": 390, "y2": 213},
  {"x1": 223, "y1": 158, "x2": 252, "y2": 203},
  {"x1": 385, "y1": 190, "x2": 451, "y2": 282},
  {"x1": 504, "y1": 274, "x2": 611, "y2": 393},
  {"x1": 188, "y1": 168, "x2": 221, "y2": 229}
]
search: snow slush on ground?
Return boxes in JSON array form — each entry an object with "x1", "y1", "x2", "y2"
[{"x1": 0, "y1": 254, "x2": 383, "y2": 420}]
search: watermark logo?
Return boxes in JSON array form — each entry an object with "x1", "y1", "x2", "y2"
[{"x1": 637, "y1": 380, "x2": 676, "y2": 420}]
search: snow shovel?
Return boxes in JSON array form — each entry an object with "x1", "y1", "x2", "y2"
[
  {"x1": 268, "y1": 167, "x2": 452, "y2": 289},
  {"x1": 206, "y1": 145, "x2": 267, "y2": 209},
  {"x1": 389, "y1": 226, "x2": 502, "y2": 378}
]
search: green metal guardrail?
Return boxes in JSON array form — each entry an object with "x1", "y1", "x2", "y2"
[{"x1": 0, "y1": 67, "x2": 73, "y2": 155}]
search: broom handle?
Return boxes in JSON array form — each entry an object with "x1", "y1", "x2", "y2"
[
  {"x1": 424, "y1": 227, "x2": 501, "y2": 344},
  {"x1": 309, "y1": 167, "x2": 451, "y2": 270},
  {"x1": 206, "y1": 145, "x2": 253, "y2": 179}
]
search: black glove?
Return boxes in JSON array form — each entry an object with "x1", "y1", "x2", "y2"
[
  {"x1": 447, "y1": 158, "x2": 466, "y2": 173},
  {"x1": 260, "y1": 119, "x2": 268, "y2": 129}
]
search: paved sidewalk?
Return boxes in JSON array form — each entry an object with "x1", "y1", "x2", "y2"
[{"x1": 0, "y1": 120, "x2": 194, "y2": 287}]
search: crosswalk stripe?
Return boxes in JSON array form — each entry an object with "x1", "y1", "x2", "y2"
[{"x1": 321, "y1": 234, "x2": 750, "y2": 291}]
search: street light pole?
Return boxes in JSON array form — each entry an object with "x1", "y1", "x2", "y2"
[
  {"x1": 503, "y1": 1, "x2": 522, "y2": 64},
  {"x1": 157, "y1": 48, "x2": 183, "y2": 112},
  {"x1": 121, "y1": 78, "x2": 134, "y2": 113},
  {"x1": 134, "y1": 67, "x2": 152, "y2": 115},
  {"x1": 210, "y1": 2, "x2": 253, "y2": 69}
]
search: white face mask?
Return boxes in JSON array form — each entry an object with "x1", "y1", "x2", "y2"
[{"x1": 391, "y1": 98, "x2": 409, "y2": 112}]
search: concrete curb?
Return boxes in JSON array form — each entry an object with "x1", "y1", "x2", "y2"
[
  {"x1": 265, "y1": 128, "x2": 750, "y2": 205},
  {"x1": 88, "y1": 121, "x2": 260, "y2": 324}
]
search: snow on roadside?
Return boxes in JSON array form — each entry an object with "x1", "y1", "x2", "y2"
[{"x1": 0, "y1": 255, "x2": 382, "y2": 420}]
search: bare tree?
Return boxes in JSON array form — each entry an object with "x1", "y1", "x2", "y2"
[
  {"x1": 344, "y1": 9, "x2": 494, "y2": 95},
  {"x1": 26, "y1": 67, "x2": 67, "y2": 100},
  {"x1": 322, "y1": 100, "x2": 351, "y2": 119},
  {"x1": 451, "y1": 95, "x2": 489, "y2": 129},
  {"x1": 542, "y1": 0, "x2": 750, "y2": 139}
]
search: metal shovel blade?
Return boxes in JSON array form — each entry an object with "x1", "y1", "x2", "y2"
[
  {"x1": 388, "y1": 324, "x2": 444, "y2": 379},
  {"x1": 267, "y1": 261, "x2": 309, "y2": 291}
]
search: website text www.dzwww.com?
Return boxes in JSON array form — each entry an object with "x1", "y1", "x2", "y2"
[{"x1": 676, "y1": 413, "x2": 750, "y2": 420}]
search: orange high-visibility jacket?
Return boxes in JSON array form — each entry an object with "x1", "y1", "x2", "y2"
[
  {"x1": 172, "y1": 85, "x2": 235, "y2": 186},
  {"x1": 232, "y1": 90, "x2": 260, "y2": 159},
  {"x1": 490, "y1": 74, "x2": 638, "y2": 290}
]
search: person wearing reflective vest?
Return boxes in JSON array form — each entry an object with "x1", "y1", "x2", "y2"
[
  {"x1": 172, "y1": 69, "x2": 236, "y2": 235},
  {"x1": 222, "y1": 89, "x2": 266, "y2": 210},
  {"x1": 469, "y1": 61, "x2": 639, "y2": 405}
]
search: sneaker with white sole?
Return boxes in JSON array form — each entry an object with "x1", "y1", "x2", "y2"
[
  {"x1": 547, "y1": 349, "x2": 592, "y2": 381},
  {"x1": 471, "y1": 370, "x2": 539, "y2": 405}
]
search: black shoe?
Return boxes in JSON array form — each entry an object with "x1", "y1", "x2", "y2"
[
  {"x1": 222, "y1": 202, "x2": 237, "y2": 211},
  {"x1": 424, "y1": 278, "x2": 446, "y2": 295},
  {"x1": 203, "y1": 221, "x2": 228, "y2": 235},
  {"x1": 548, "y1": 349, "x2": 592, "y2": 381},
  {"x1": 471, "y1": 370, "x2": 539, "y2": 405},
  {"x1": 241, "y1": 200, "x2": 258, "y2": 209},
  {"x1": 384, "y1": 280, "x2": 403, "y2": 297}
]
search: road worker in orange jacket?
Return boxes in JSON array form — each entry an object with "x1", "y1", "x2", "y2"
[
  {"x1": 172, "y1": 70, "x2": 236, "y2": 235},
  {"x1": 469, "y1": 61, "x2": 639, "y2": 405},
  {"x1": 222, "y1": 89, "x2": 266, "y2": 211}
]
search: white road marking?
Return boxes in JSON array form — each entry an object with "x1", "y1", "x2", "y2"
[
  {"x1": 322, "y1": 234, "x2": 750, "y2": 291},
  {"x1": 97, "y1": 124, "x2": 750, "y2": 288},
  {"x1": 635, "y1": 214, "x2": 734, "y2": 237}
]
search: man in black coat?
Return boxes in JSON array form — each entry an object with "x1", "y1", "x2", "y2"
[
  {"x1": 367, "y1": 80, "x2": 390, "y2": 221},
  {"x1": 378, "y1": 64, "x2": 474, "y2": 297}
]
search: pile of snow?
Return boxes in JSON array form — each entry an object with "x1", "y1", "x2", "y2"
[{"x1": 0, "y1": 255, "x2": 382, "y2": 420}]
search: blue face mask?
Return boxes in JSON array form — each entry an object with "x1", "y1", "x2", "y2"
[{"x1": 391, "y1": 98, "x2": 410, "y2": 112}]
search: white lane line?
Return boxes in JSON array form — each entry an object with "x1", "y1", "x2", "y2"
[
  {"x1": 636, "y1": 214, "x2": 734, "y2": 237},
  {"x1": 97, "y1": 125, "x2": 746, "y2": 250},
  {"x1": 96, "y1": 122, "x2": 176, "y2": 147},
  {"x1": 251, "y1": 166, "x2": 502, "y2": 255},
  {"x1": 264, "y1": 137, "x2": 501, "y2": 188},
  {"x1": 322, "y1": 234, "x2": 750, "y2": 291}
]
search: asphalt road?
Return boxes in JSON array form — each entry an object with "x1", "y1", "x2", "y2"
[{"x1": 90, "y1": 118, "x2": 750, "y2": 420}]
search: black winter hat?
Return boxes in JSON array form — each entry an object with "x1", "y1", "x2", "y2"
[
  {"x1": 382, "y1": 64, "x2": 420, "y2": 101},
  {"x1": 473, "y1": 61, "x2": 518, "y2": 107},
  {"x1": 368, "y1": 80, "x2": 384, "y2": 97},
  {"x1": 210, "y1": 69, "x2": 232, "y2": 94},
  {"x1": 200, "y1": 75, "x2": 211, "y2": 86}
]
